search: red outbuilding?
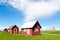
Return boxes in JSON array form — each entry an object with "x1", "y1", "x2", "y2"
[
  {"x1": 21, "y1": 21, "x2": 41, "y2": 36},
  {"x1": 3, "y1": 28, "x2": 8, "y2": 33},
  {"x1": 8, "y1": 25, "x2": 19, "y2": 34}
]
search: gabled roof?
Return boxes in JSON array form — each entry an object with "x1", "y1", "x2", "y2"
[
  {"x1": 3, "y1": 28, "x2": 8, "y2": 31},
  {"x1": 8, "y1": 25, "x2": 17, "y2": 30},
  {"x1": 21, "y1": 21, "x2": 40, "y2": 28}
]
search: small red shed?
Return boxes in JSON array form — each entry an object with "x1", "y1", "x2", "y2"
[
  {"x1": 3, "y1": 28, "x2": 8, "y2": 33},
  {"x1": 21, "y1": 21, "x2": 41, "y2": 36},
  {"x1": 8, "y1": 25, "x2": 19, "y2": 34}
]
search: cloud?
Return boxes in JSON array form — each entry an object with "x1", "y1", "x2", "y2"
[{"x1": 0, "y1": 0, "x2": 60, "y2": 21}]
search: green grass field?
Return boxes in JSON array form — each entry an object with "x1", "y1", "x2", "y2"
[{"x1": 0, "y1": 30, "x2": 60, "y2": 40}]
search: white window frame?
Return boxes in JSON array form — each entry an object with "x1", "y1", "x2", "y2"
[
  {"x1": 34, "y1": 28, "x2": 38, "y2": 32},
  {"x1": 24, "y1": 29, "x2": 27, "y2": 32}
]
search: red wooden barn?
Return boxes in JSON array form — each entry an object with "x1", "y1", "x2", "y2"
[
  {"x1": 21, "y1": 21, "x2": 41, "y2": 36},
  {"x1": 3, "y1": 28, "x2": 8, "y2": 33},
  {"x1": 8, "y1": 25, "x2": 19, "y2": 34}
]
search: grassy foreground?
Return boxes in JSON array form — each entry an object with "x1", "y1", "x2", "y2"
[{"x1": 0, "y1": 30, "x2": 60, "y2": 40}]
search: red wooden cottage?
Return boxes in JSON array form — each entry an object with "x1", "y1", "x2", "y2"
[
  {"x1": 8, "y1": 25, "x2": 19, "y2": 34},
  {"x1": 3, "y1": 28, "x2": 8, "y2": 33},
  {"x1": 21, "y1": 21, "x2": 41, "y2": 36}
]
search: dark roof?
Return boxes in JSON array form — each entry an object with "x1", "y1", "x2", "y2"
[
  {"x1": 3, "y1": 28, "x2": 8, "y2": 31},
  {"x1": 8, "y1": 25, "x2": 18, "y2": 30}
]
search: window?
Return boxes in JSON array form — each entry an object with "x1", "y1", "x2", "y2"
[
  {"x1": 24, "y1": 29, "x2": 27, "y2": 32},
  {"x1": 34, "y1": 28, "x2": 38, "y2": 32}
]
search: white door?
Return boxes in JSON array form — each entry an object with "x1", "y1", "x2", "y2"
[{"x1": 27, "y1": 29, "x2": 30, "y2": 35}]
